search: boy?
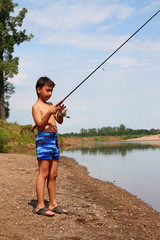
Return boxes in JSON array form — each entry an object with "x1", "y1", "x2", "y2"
[{"x1": 32, "y1": 76, "x2": 68, "y2": 217}]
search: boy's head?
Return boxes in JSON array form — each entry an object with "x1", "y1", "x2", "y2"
[{"x1": 36, "y1": 77, "x2": 55, "y2": 97}]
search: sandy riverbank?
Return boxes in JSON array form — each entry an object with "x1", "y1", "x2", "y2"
[
  {"x1": 0, "y1": 153, "x2": 160, "y2": 239},
  {"x1": 62, "y1": 136, "x2": 122, "y2": 148},
  {"x1": 126, "y1": 134, "x2": 160, "y2": 142}
]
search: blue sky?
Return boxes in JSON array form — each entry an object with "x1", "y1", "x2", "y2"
[{"x1": 8, "y1": 0, "x2": 160, "y2": 133}]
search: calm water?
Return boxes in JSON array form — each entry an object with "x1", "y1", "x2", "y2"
[{"x1": 61, "y1": 142, "x2": 160, "y2": 212}]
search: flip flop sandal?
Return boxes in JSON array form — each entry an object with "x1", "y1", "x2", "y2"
[
  {"x1": 50, "y1": 205, "x2": 67, "y2": 214},
  {"x1": 32, "y1": 207, "x2": 55, "y2": 217}
]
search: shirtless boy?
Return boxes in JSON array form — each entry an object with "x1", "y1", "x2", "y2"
[{"x1": 32, "y1": 76, "x2": 67, "y2": 216}]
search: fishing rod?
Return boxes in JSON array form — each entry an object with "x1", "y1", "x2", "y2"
[{"x1": 31, "y1": 10, "x2": 160, "y2": 131}]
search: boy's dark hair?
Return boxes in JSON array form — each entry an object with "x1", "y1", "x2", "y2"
[{"x1": 36, "y1": 76, "x2": 55, "y2": 97}]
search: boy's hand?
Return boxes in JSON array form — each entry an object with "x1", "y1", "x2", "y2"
[
  {"x1": 59, "y1": 104, "x2": 66, "y2": 111},
  {"x1": 48, "y1": 105, "x2": 59, "y2": 115},
  {"x1": 56, "y1": 104, "x2": 67, "y2": 118},
  {"x1": 48, "y1": 104, "x2": 67, "y2": 116}
]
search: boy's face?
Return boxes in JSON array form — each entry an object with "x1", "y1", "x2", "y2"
[{"x1": 37, "y1": 84, "x2": 53, "y2": 101}]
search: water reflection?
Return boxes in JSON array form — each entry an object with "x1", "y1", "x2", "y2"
[
  {"x1": 62, "y1": 142, "x2": 160, "y2": 156},
  {"x1": 62, "y1": 142, "x2": 160, "y2": 212}
]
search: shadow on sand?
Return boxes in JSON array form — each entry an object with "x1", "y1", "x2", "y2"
[{"x1": 28, "y1": 199, "x2": 49, "y2": 209}]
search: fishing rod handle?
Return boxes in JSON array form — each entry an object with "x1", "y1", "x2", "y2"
[{"x1": 56, "y1": 99, "x2": 64, "y2": 106}]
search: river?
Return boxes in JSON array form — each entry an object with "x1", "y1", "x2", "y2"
[{"x1": 62, "y1": 142, "x2": 160, "y2": 212}]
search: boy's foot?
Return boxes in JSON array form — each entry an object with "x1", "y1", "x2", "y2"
[
  {"x1": 49, "y1": 205, "x2": 68, "y2": 214},
  {"x1": 32, "y1": 207, "x2": 55, "y2": 217}
]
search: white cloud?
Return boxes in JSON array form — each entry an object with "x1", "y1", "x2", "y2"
[
  {"x1": 27, "y1": 1, "x2": 134, "y2": 31},
  {"x1": 39, "y1": 30, "x2": 130, "y2": 51},
  {"x1": 24, "y1": 0, "x2": 159, "y2": 53},
  {"x1": 133, "y1": 40, "x2": 160, "y2": 53},
  {"x1": 9, "y1": 73, "x2": 29, "y2": 86},
  {"x1": 96, "y1": 24, "x2": 116, "y2": 33},
  {"x1": 109, "y1": 56, "x2": 144, "y2": 68},
  {"x1": 38, "y1": 29, "x2": 160, "y2": 57},
  {"x1": 140, "y1": 1, "x2": 160, "y2": 13}
]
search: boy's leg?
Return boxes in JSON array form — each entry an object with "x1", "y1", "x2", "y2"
[
  {"x1": 47, "y1": 159, "x2": 59, "y2": 207},
  {"x1": 36, "y1": 160, "x2": 55, "y2": 216},
  {"x1": 48, "y1": 159, "x2": 68, "y2": 213}
]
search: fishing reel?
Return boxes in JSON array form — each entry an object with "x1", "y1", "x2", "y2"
[{"x1": 57, "y1": 109, "x2": 70, "y2": 118}]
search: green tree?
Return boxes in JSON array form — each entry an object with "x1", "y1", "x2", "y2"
[
  {"x1": 117, "y1": 124, "x2": 126, "y2": 135},
  {"x1": 0, "y1": 0, "x2": 33, "y2": 120},
  {"x1": 80, "y1": 128, "x2": 87, "y2": 137}
]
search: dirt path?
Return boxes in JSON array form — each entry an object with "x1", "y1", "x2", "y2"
[{"x1": 0, "y1": 153, "x2": 160, "y2": 240}]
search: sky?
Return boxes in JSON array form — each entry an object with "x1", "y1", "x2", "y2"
[{"x1": 7, "y1": 0, "x2": 160, "y2": 134}]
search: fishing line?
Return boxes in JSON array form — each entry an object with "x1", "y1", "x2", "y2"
[
  {"x1": 32, "y1": 10, "x2": 160, "y2": 131},
  {"x1": 58, "y1": 10, "x2": 160, "y2": 105}
]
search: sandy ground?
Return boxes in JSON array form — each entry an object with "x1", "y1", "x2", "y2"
[
  {"x1": 0, "y1": 153, "x2": 160, "y2": 240},
  {"x1": 126, "y1": 134, "x2": 160, "y2": 142}
]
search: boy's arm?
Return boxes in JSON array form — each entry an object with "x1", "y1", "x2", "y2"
[{"x1": 32, "y1": 104, "x2": 57, "y2": 131}]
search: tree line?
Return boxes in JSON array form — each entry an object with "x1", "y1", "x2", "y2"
[{"x1": 59, "y1": 124, "x2": 160, "y2": 137}]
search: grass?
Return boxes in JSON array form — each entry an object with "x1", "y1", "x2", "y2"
[
  {"x1": 0, "y1": 121, "x2": 36, "y2": 153},
  {"x1": 0, "y1": 121, "x2": 65, "y2": 153},
  {"x1": 94, "y1": 136, "x2": 110, "y2": 142},
  {"x1": 120, "y1": 134, "x2": 146, "y2": 140}
]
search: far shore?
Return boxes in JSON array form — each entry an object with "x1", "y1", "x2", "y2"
[{"x1": 61, "y1": 134, "x2": 160, "y2": 149}]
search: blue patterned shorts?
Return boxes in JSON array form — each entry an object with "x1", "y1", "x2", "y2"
[{"x1": 36, "y1": 132, "x2": 60, "y2": 160}]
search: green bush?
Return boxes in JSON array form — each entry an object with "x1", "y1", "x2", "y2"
[
  {"x1": 0, "y1": 130, "x2": 10, "y2": 153},
  {"x1": 58, "y1": 136, "x2": 64, "y2": 143}
]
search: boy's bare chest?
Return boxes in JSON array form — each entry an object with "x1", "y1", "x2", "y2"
[{"x1": 38, "y1": 104, "x2": 56, "y2": 125}]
